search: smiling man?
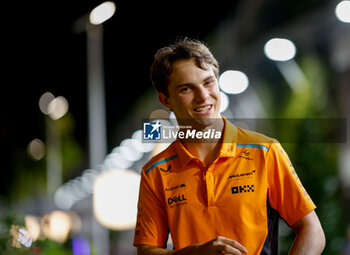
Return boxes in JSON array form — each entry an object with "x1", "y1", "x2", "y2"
[{"x1": 133, "y1": 38, "x2": 325, "y2": 255}]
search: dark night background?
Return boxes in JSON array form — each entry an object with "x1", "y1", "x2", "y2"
[
  {"x1": 1, "y1": 0, "x2": 328, "y2": 185},
  {"x1": 1, "y1": 0, "x2": 240, "y2": 193},
  {"x1": 1, "y1": 1, "x2": 349, "y2": 254}
]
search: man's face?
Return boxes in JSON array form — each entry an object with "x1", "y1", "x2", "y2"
[{"x1": 159, "y1": 58, "x2": 221, "y2": 129}]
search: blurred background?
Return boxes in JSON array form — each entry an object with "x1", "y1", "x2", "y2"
[{"x1": 1, "y1": 0, "x2": 349, "y2": 254}]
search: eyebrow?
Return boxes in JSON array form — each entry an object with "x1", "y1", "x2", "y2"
[{"x1": 175, "y1": 75, "x2": 215, "y2": 88}]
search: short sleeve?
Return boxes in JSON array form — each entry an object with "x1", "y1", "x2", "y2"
[
  {"x1": 266, "y1": 141, "x2": 316, "y2": 226},
  {"x1": 133, "y1": 169, "x2": 169, "y2": 247}
]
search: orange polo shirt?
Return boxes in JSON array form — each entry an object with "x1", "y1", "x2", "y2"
[{"x1": 133, "y1": 117, "x2": 316, "y2": 254}]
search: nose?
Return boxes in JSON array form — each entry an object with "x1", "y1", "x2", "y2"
[{"x1": 195, "y1": 87, "x2": 210, "y2": 102}]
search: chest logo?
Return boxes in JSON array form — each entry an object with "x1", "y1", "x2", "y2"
[
  {"x1": 167, "y1": 194, "x2": 187, "y2": 204},
  {"x1": 237, "y1": 149, "x2": 253, "y2": 160},
  {"x1": 165, "y1": 183, "x2": 186, "y2": 192},
  {"x1": 228, "y1": 170, "x2": 256, "y2": 180},
  {"x1": 160, "y1": 165, "x2": 172, "y2": 173},
  {"x1": 167, "y1": 194, "x2": 187, "y2": 208},
  {"x1": 232, "y1": 184, "x2": 255, "y2": 194}
]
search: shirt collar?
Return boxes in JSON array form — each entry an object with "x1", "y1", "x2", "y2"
[
  {"x1": 173, "y1": 116, "x2": 237, "y2": 167},
  {"x1": 220, "y1": 116, "x2": 237, "y2": 157},
  {"x1": 173, "y1": 140, "x2": 195, "y2": 167}
]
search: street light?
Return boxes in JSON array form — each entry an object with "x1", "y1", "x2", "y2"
[
  {"x1": 73, "y1": 3, "x2": 116, "y2": 255},
  {"x1": 89, "y1": 1, "x2": 116, "y2": 25},
  {"x1": 264, "y1": 37, "x2": 307, "y2": 92},
  {"x1": 73, "y1": 1, "x2": 116, "y2": 169},
  {"x1": 86, "y1": 1, "x2": 116, "y2": 169}
]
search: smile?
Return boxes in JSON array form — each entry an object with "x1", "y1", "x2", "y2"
[{"x1": 194, "y1": 105, "x2": 212, "y2": 113}]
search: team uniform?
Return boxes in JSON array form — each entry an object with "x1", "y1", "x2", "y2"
[{"x1": 133, "y1": 117, "x2": 316, "y2": 254}]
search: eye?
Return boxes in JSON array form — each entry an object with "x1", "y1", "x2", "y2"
[
  {"x1": 179, "y1": 86, "x2": 190, "y2": 93},
  {"x1": 204, "y1": 79, "x2": 215, "y2": 86}
]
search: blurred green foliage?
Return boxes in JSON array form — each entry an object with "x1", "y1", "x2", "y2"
[
  {"x1": 7, "y1": 113, "x2": 84, "y2": 204},
  {"x1": 259, "y1": 55, "x2": 347, "y2": 254},
  {"x1": 0, "y1": 212, "x2": 73, "y2": 255}
]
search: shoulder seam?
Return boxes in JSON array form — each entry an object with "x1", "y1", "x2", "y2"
[{"x1": 236, "y1": 143, "x2": 269, "y2": 152}]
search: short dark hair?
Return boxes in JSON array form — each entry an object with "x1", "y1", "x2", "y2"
[{"x1": 150, "y1": 38, "x2": 219, "y2": 96}]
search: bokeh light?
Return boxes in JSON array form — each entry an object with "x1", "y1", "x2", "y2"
[
  {"x1": 25, "y1": 215, "x2": 41, "y2": 242},
  {"x1": 89, "y1": 1, "x2": 116, "y2": 25},
  {"x1": 47, "y1": 96, "x2": 69, "y2": 120},
  {"x1": 73, "y1": 236, "x2": 91, "y2": 255},
  {"x1": 27, "y1": 138, "x2": 45, "y2": 161},
  {"x1": 335, "y1": 1, "x2": 350, "y2": 23},
  {"x1": 264, "y1": 38, "x2": 296, "y2": 61},
  {"x1": 149, "y1": 108, "x2": 170, "y2": 120},
  {"x1": 219, "y1": 92, "x2": 229, "y2": 112},
  {"x1": 131, "y1": 129, "x2": 156, "y2": 152},
  {"x1": 93, "y1": 169, "x2": 140, "y2": 230},
  {"x1": 39, "y1": 92, "x2": 55, "y2": 115},
  {"x1": 219, "y1": 70, "x2": 249, "y2": 94},
  {"x1": 151, "y1": 142, "x2": 171, "y2": 157},
  {"x1": 42, "y1": 210, "x2": 72, "y2": 243}
]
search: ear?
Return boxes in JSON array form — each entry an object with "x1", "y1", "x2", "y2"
[{"x1": 158, "y1": 93, "x2": 173, "y2": 111}]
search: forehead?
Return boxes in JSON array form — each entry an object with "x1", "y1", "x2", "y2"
[{"x1": 168, "y1": 59, "x2": 214, "y2": 86}]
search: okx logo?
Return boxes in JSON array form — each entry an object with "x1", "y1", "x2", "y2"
[
  {"x1": 143, "y1": 121, "x2": 161, "y2": 140},
  {"x1": 232, "y1": 184, "x2": 254, "y2": 194}
]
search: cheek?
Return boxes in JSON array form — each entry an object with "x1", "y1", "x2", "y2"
[
  {"x1": 175, "y1": 94, "x2": 193, "y2": 106},
  {"x1": 210, "y1": 86, "x2": 221, "y2": 98}
]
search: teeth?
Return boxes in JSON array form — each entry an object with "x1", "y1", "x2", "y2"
[{"x1": 195, "y1": 105, "x2": 211, "y2": 112}]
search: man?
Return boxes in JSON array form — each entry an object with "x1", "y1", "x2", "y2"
[{"x1": 133, "y1": 38, "x2": 325, "y2": 254}]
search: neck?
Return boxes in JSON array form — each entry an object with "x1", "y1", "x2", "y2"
[{"x1": 180, "y1": 117, "x2": 225, "y2": 166}]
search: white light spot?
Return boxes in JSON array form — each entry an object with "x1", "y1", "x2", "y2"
[
  {"x1": 27, "y1": 138, "x2": 45, "y2": 161},
  {"x1": 81, "y1": 169, "x2": 98, "y2": 194},
  {"x1": 219, "y1": 70, "x2": 249, "y2": 94},
  {"x1": 219, "y1": 92, "x2": 229, "y2": 112},
  {"x1": 131, "y1": 130, "x2": 155, "y2": 153},
  {"x1": 89, "y1": 1, "x2": 116, "y2": 25},
  {"x1": 39, "y1": 92, "x2": 55, "y2": 115},
  {"x1": 103, "y1": 151, "x2": 133, "y2": 170},
  {"x1": 335, "y1": 1, "x2": 350, "y2": 23},
  {"x1": 93, "y1": 169, "x2": 141, "y2": 230},
  {"x1": 42, "y1": 211, "x2": 72, "y2": 243},
  {"x1": 120, "y1": 139, "x2": 144, "y2": 161},
  {"x1": 24, "y1": 216, "x2": 41, "y2": 242},
  {"x1": 48, "y1": 96, "x2": 69, "y2": 120},
  {"x1": 264, "y1": 38, "x2": 296, "y2": 61}
]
